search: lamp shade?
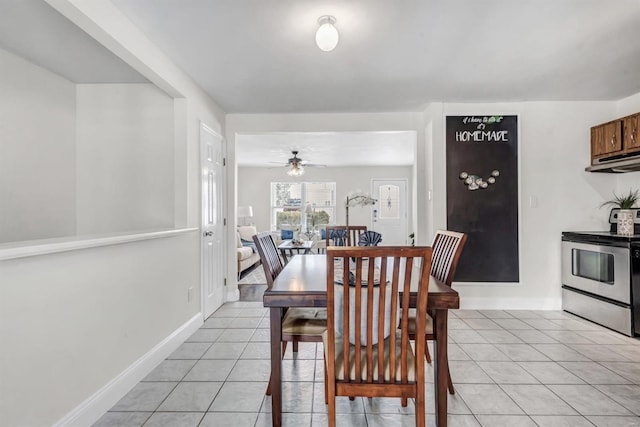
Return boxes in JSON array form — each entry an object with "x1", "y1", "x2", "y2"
[
  {"x1": 316, "y1": 16, "x2": 338, "y2": 52},
  {"x1": 237, "y1": 206, "x2": 253, "y2": 218}
]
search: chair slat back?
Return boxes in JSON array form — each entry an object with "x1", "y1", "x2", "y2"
[
  {"x1": 252, "y1": 232, "x2": 284, "y2": 288},
  {"x1": 430, "y1": 230, "x2": 467, "y2": 286},
  {"x1": 326, "y1": 246, "x2": 432, "y2": 386},
  {"x1": 326, "y1": 225, "x2": 367, "y2": 246}
]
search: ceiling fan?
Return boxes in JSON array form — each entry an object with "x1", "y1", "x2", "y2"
[{"x1": 270, "y1": 151, "x2": 326, "y2": 176}]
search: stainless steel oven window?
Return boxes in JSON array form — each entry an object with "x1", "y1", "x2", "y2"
[
  {"x1": 572, "y1": 248, "x2": 615, "y2": 284},
  {"x1": 561, "y1": 241, "x2": 631, "y2": 304}
]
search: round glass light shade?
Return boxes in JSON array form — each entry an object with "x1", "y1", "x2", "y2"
[
  {"x1": 316, "y1": 17, "x2": 339, "y2": 51},
  {"x1": 287, "y1": 165, "x2": 305, "y2": 176}
]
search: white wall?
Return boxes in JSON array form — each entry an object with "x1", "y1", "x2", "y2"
[
  {"x1": 0, "y1": 232, "x2": 199, "y2": 427},
  {"x1": 0, "y1": 0, "x2": 227, "y2": 425},
  {"x1": 424, "y1": 101, "x2": 620, "y2": 309},
  {"x1": 76, "y1": 83, "x2": 175, "y2": 234},
  {"x1": 238, "y1": 166, "x2": 413, "y2": 233},
  {"x1": 0, "y1": 48, "x2": 76, "y2": 243}
]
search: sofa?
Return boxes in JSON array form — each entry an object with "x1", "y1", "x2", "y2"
[{"x1": 237, "y1": 226, "x2": 261, "y2": 277}]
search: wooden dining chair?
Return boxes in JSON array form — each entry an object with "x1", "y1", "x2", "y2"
[
  {"x1": 324, "y1": 246, "x2": 433, "y2": 427},
  {"x1": 326, "y1": 225, "x2": 367, "y2": 246},
  {"x1": 407, "y1": 229, "x2": 467, "y2": 395},
  {"x1": 252, "y1": 232, "x2": 327, "y2": 395}
]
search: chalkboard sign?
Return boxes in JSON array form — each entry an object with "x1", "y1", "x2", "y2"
[{"x1": 446, "y1": 115, "x2": 519, "y2": 282}]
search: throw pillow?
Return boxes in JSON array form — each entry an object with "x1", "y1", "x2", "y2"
[{"x1": 241, "y1": 238, "x2": 257, "y2": 253}]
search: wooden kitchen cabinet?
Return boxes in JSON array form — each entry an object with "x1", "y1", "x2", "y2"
[
  {"x1": 623, "y1": 113, "x2": 640, "y2": 154},
  {"x1": 591, "y1": 120, "x2": 622, "y2": 161}
]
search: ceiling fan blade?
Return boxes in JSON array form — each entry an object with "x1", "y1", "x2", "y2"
[{"x1": 303, "y1": 163, "x2": 327, "y2": 168}]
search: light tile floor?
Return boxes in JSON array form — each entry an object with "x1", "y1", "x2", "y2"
[{"x1": 94, "y1": 304, "x2": 640, "y2": 427}]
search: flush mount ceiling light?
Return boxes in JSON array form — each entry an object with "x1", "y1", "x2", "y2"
[{"x1": 315, "y1": 15, "x2": 339, "y2": 52}]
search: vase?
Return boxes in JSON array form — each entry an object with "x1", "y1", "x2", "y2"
[{"x1": 617, "y1": 209, "x2": 634, "y2": 236}]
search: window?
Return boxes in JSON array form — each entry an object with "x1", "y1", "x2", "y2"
[{"x1": 271, "y1": 182, "x2": 336, "y2": 231}]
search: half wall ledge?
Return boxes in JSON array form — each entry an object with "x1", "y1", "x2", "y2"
[{"x1": 0, "y1": 228, "x2": 198, "y2": 261}]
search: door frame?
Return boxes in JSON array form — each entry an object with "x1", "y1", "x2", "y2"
[{"x1": 200, "y1": 122, "x2": 227, "y2": 319}]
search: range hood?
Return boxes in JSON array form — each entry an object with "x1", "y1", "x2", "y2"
[{"x1": 585, "y1": 154, "x2": 640, "y2": 173}]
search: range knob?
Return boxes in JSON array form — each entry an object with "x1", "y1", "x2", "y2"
[{"x1": 634, "y1": 249, "x2": 640, "y2": 259}]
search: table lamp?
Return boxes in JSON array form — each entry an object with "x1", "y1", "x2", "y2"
[{"x1": 237, "y1": 206, "x2": 254, "y2": 226}]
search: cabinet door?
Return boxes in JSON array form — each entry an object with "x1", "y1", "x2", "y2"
[
  {"x1": 624, "y1": 114, "x2": 640, "y2": 153},
  {"x1": 591, "y1": 125, "x2": 605, "y2": 159},
  {"x1": 591, "y1": 121, "x2": 623, "y2": 162},
  {"x1": 601, "y1": 121, "x2": 622, "y2": 155}
]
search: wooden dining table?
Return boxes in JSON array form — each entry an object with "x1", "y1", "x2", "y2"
[{"x1": 263, "y1": 254, "x2": 460, "y2": 427}]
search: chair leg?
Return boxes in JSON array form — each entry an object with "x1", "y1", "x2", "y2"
[
  {"x1": 293, "y1": 340, "x2": 299, "y2": 352},
  {"x1": 416, "y1": 382, "x2": 426, "y2": 427},
  {"x1": 327, "y1": 374, "x2": 336, "y2": 427},
  {"x1": 447, "y1": 363, "x2": 455, "y2": 395},
  {"x1": 323, "y1": 356, "x2": 328, "y2": 405},
  {"x1": 401, "y1": 396, "x2": 408, "y2": 407},
  {"x1": 424, "y1": 342, "x2": 432, "y2": 364},
  {"x1": 265, "y1": 341, "x2": 289, "y2": 396}
]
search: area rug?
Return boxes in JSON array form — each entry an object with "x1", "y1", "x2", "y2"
[
  {"x1": 238, "y1": 263, "x2": 267, "y2": 301},
  {"x1": 238, "y1": 263, "x2": 266, "y2": 285}
]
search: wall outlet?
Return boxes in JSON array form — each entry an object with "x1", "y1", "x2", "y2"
[{"x1": 188, "y1": 286, "x2": 194, "y2": 302}]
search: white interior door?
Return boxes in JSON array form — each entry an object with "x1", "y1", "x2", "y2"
[
  {"x1": 371, "y1": 179, "x2": 408, "y2": 245},
  {"x1": 201, "y1": 123, "x2": 225, "y2": 318}
]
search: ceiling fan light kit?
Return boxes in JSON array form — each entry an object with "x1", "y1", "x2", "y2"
[
  {"x1": 271, "y1": 151, "x2": 327, "y2": 176},
  {"x1": 286, "y1": 150, "x2": 305, "y2": 176},
  {"x1": 287, "y1": 164, "x2": 305, "y2": 176},
  {"x1": 315, "y1": 15, "x2": 338, "y2": 52}
]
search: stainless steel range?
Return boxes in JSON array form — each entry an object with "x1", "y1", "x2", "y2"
[{"x1": 562, "y1": 208, "x2": 640, "y2": 337}]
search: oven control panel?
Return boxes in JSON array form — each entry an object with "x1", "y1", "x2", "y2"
[{"x1": 609, "y1": 208, "x2": 640, "y2": 224}]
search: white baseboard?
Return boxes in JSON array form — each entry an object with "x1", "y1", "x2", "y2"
[
  {"x1": 54, "y1": 313, "x2": 203, "y2": 427},
  {"x1": 460, "y1": 297, "x2": 562, "y2": 311},
  {"x1": 227, "y1": 288, "x2": 240, "y2": 302}
]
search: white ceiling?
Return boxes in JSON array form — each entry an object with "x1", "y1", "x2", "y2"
[
  {"x1": 110, "y1": 0, "x2": 640, "y2": 113},
  {"x1": 236, "y1": 132, "x2": 416, "y2": 167},
  {"x1": 0, "y1": 0, "x2": 147, "y2": 84},
  {"x1": 4, "y1": 1, "x2": 639, "y2": 165}
]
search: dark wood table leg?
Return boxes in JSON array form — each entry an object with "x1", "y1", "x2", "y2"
[
  {"x1": 280, "y1": 249, "x2": 289, "y2": 264},
  {"x1": 434, "y1": 309, "x2": 449, "y2": 427},
  {"x1": 270, "y1": 308, "x2": 283, "y2": 427}
]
